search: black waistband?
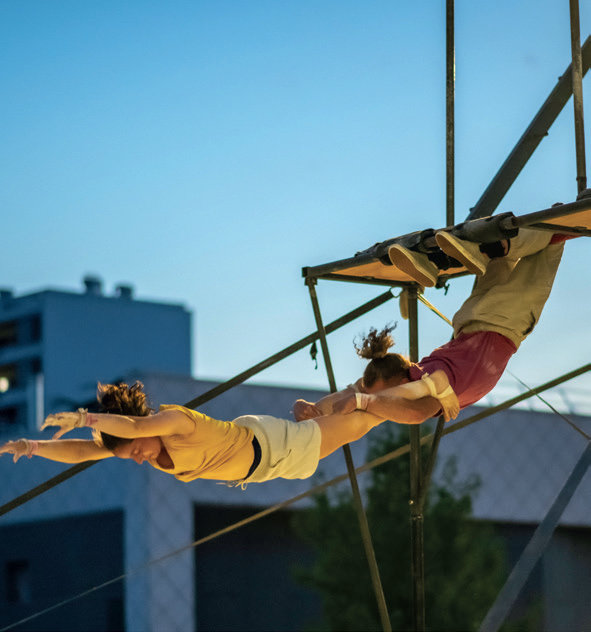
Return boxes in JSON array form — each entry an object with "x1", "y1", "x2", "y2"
[{"x1": 245, "y1": 435, "x2": 262, "y2": 480}]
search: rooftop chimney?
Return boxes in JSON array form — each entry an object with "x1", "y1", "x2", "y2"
[
  {"x1": 83, "y1": 275, "x2": 103, "y2": 296},
  {"x1": 116, "y1": 284, "x2": 134, "y2": 300}
]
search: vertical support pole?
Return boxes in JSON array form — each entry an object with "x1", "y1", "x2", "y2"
[
  {"x1": 446, "y1": 0, "x2": 455, "y2": 226},
  {"x1": 569, "y1": 0, "x2": 587, "y2": 193},
  {"x1": 417, "y1": 416, "x2": 445, "y2": 513},
  {"x1": 407, "y1": 285, "x2": 425, "y2": 631},
  {"x1": 306, "y1": 279, "x2": 392, "y2": 632}
]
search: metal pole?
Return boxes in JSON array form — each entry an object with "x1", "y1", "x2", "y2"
[
  {"x1": 467, "y1": 35, "x2": 591, "y2": 220},
  {"x1": 306, "y1": 279, "x2": 392, "y2": 632},
  {"x1": 569, "y1": 0, "x2": 587, "y2": 193},
  {"x1": 446, "y1": 0, "x2": 455, "y2": 226},
  {"x1": 417, "y1": 416, "x2": 445, "y2": 513},
  {"x1": 479, "y1": 442, "x2": 591, "y2": 632},
  {"x1": 407, "y1": 285, "x2": 425, "y2": 631}
]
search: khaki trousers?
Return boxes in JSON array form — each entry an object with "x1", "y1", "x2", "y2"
[{"x1": 453, "y1": 229, "x2": 564, "y2": 349}]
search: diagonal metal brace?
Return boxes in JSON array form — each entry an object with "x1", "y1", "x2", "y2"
[
  {"x1": 468, "y1": 35, "x2": 591, "y2": 220},
  {"x1": 479, "y1": 442, "x2": 591, "y2": 632}
]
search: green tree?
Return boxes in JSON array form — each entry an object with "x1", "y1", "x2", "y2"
[{"x1": 294, "y1": 424, "x2": 507, "y2": 631}]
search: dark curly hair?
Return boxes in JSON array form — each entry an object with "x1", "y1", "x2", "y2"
[
  {"x1": 96, "y1": 381, "x2": 153, "y2": 452},
  {"x1": 354, "y1": 325, "x2": 411, "y2": 389}
]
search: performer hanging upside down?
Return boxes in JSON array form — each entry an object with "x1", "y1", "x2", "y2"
[
  {"x1": 293, "y1": 226, "x2": 570, "y2": 422},
  {"x1": 0, "y1": 371, "x2": 458, "y2": 486}
]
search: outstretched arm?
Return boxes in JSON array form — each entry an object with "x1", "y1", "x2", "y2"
[
  {"x1": 0, "y1": 438, "x2": 113, "y2": 464},
  {"x1": 356, "y1": 392, "x2": 443, "y2": 424},
  {"x1": 334, "y1": 370, "x2": 459, "y2": 424},
  {"x1": 293, "y1": 380, "x2": 364, "y2": 421},
  {"x1": 42, "y1": 408, "x2": 195, "y2": 439}
]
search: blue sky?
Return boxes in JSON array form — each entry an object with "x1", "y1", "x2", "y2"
[{"x1": 2, "y1": 1, "x2": 590, "y2": 399}]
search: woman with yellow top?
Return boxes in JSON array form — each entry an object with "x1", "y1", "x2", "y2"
[{"x1": 0, "y1": 374, "x2": 458, "y2": 486}]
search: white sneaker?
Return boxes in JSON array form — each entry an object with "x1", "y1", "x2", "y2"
[
  {"x1": 388, "y1": 244, "x2": 439, "y2": 287},
  {"x1": 435, "y1": 231, "x2": 488, "y2": 275}
]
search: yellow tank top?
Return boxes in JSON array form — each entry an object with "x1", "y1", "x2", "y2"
[{"x1": 148, "y1": 405, "x2": 254, "y2": 482}]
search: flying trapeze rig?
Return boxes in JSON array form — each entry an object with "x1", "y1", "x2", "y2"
[{"x1": 1, "y1": 3, "x2": 590, "y2": 632}]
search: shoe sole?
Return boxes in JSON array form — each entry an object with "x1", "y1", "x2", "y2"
[
  {"x1": 388, "y1": 245, "x2": 437, "y2": 287},
  {"x1": 435, "y1": 232, "x2": 486, "y2": 275}
]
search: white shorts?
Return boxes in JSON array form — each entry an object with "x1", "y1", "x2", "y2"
[{"x1": 232, "y1": 415, "x2": 321, "y2": 483}]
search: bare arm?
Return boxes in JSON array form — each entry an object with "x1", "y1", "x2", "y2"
[
  {"x1": 293, "y1": 380, "x2": 364, "y2": 421},
  {"x1": 42, "y1": 408, "x2": 195, "y2": 439},
  {"x1": 0, "y1": 439, "x2": 113, "y2": 464},
  {"x1": 372, "y1": 370, "x2": 459, "y2": 421},
  {"x1": 363, "y1": 394, "x2": 442, "y2": 425},
  {"x1": 333, "y1": 371, "x2": 459, "y2": 424}
]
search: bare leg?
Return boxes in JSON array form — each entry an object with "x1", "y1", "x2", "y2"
[{"x1": 315, "y1": 410, "x2": 387, "y2": 459}]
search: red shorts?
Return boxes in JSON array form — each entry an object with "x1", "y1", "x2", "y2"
[{"x1": 408, "y1": 331, "x2": 517, "y2": 409}]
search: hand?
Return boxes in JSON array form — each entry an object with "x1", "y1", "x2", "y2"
[
  {"x1": 424, "y1": 371, "x2": 460, "y2": 422},
  {"x1": 0, "y1": 439, "x2": 33, "y2": 462},
  {"x1": 293, "y1": 399, "x2": 322, "y2": 421},
  {"x1": 332, "y1": 393, "x2": 358, "y2": 415},
  {"x1": 438, "y1": 390, "x2": 460, "y2": 422},
  {"x1": 41, "y1": 410, "x2": 85, "y2": 439}
]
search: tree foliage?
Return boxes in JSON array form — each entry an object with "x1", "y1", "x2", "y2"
[{"x1": 294, "y1": 424, "x2": 507, "y2": 631}]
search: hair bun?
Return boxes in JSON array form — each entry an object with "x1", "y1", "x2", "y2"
[
  {"x1": 354, "y1": 325, "x2": 396, "y2": 360},
  {"x1": 96, "y1": 381, "x2": 153, "y2": 416}
]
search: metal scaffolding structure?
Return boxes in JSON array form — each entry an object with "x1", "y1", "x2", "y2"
[
  {"x1": 300, "y1": 2, "x2": 589, "y2": 630},
  {"x1": 1, "y1": 3, "x2": 589, "y2": 631}
]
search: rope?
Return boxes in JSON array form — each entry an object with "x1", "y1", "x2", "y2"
[
  {"x1": 3, "y1": 362, "x2": 588, "y2": 631},
  {"x1": 506, "y1": 371, "x2": 590, "y2": 441}
]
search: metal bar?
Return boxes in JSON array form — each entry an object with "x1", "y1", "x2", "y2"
[
  {"x1": 499, "y1": 197, "x2": 591, "y2": 231},
  {"x1": 569, "y1": 0, "x2": 587, "y2": 193},
  {"x1": 407, "y1": 286, "x2": 426, "y2": 631},
  {"x1": 417, "y1": 416, "x2": 445, "y2": 513},
  {"x1": 479, "y1": 442, "x2": 591, "y2": 632},
  {"x1": 0, "y1": 462, "x2": 96, "y2": 519},
  {"x1": 309, "y1": 273, "x2": 413, "y2": 288},
  {"x1": 445, "y1": 363, "x2": 591, "y2": 437},
  {"x1": 302, "y1": 256, "x2": 387, "y2": 279},
  {"x1": 446, "y1": 0, "x2": 455, "y2": 226},
  {"x1": 467, "y1": 35, "x2": 591, "y2": 220},
  {"x1": 306, "y1": 279, "x2": 392, "y2": 632},
  {"x1": 527, "y1": 222, "x2": 591, "y2": 237}
]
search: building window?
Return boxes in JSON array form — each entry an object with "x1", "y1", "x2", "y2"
[
  {"x1": 0, "y1": 321, "x2": 17, "y2": 349},
  {"x1": 30, "y1": 358, "x2": 43, "y2": 375},
  {"x1": 0, "y1": 365, "x2": 17, "y2": 392},
  {"x1": 5, "y1": 560, "x2": 31, "y2": 604},
  {"x1": 0, "y1": 406, "x2": 19, "y2": 426},
  {"x1": 29, "y1": 315, "x2": 42, "y2": 343}
]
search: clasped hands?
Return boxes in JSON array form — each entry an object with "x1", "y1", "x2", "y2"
[{"x1": 293, "y1": 371, "x2": 460, "y2": 423}]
